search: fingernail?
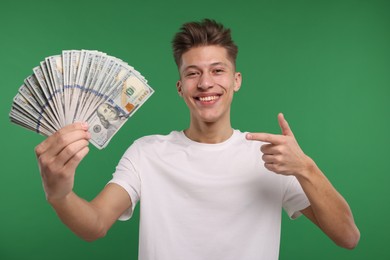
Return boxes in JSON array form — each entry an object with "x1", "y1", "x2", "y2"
[
  {"x1": 82, "y1": 122, "x2": 89, "y2": 129},
  {"x1": 246, "y1": 133, "x2": 252, "y2": 140}
]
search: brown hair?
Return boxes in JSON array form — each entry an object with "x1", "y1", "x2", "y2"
[{"x1": 172, "y1": 19, "x2": 238, "y2": 68}]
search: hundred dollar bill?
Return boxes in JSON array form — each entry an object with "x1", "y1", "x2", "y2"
[
  {"x1": 88, "y1": 71, "x2": 154, "y2": 149},
  {"x1": 46, "y1": 55, "x2": 65, "y2": 126},
  {"x1": 80, "y1": 58, "x2": 126, "y2": 121},
  {"x1": 62, "y1": 50, "x2": 71, "y2": 125},
  {"x1": 67, "y1": 50, "x2": 81, "y2": 124},
  {"x1": 77, "y1": 52, "x2": 108, "y2": 121}
]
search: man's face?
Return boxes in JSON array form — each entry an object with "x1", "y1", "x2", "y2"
[
  {"x1": 176, "y1": 45, "x2": 242, "y2": 125},
  {"x1": 98, "y1": 103, "x2": 119, "y2": 121}
]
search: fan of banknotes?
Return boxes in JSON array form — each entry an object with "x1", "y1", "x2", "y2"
[{"x1": 9, "y1": 50, "x2": 154, "y2": 149}]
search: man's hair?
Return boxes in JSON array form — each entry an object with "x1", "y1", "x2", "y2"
[{"x1": 172, "y1": 19, "x2": 238, "y2": 68}]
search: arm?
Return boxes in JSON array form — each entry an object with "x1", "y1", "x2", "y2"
[
  {"x1": 246, "y1": 113, "x2": 360, "y2": 249},
  {"x1": 296, "y1": 161, "x2": 359, "y2": 249},
  {"x1": 35, "y1": 122, "x2": 131, "y2": 241}
]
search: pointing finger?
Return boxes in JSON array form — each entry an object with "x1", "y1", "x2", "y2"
[{"x1": 246, "y1": 132, "x2": 284, "y2": 144}]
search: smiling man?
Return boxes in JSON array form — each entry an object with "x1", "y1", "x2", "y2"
[
  {"x1": 35, "y1": 19, "x2": 360, "y2": 260},
  {"x1": 176, "y1": 44, "x2": 242, "y2": 143}
]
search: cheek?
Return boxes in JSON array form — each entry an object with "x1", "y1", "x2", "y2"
[
  {"x1": 220, "y1": 80, "x2": 236, "y2": 94},
  {"x1": 180, "y1": 82, "x2": 197, "y2": 97},
  {"x1": 181, "y1": 90, "x2": 194, "y2": 105}
]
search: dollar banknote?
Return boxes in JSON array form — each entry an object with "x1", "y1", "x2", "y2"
[{"x1": 9, "y1": 50, "x2": 154, "y2": 149}]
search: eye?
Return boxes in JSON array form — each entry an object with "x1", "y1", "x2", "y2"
[
  {"x1": 185, "y1": 71, "x2": 199, "y2": 78},
  {"x1": 213, "y1": 68, "x2": 225, "y2": 74}
]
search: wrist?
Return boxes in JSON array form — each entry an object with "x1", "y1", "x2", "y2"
[
  {"x1": 296, "y1": 156, "x2": 318, "y2": 182},
  {"x1": 47, "y1": 191, "x2": 73, "y2": 206}
]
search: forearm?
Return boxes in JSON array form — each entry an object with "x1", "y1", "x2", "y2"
[
  {"x1": 297, "y1": 158, "x2": 360, "y2": 249},
  {"x1": 48, "y1": 191, "x2": 107, "y2": 242}
]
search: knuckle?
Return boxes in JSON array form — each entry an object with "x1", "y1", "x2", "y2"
[
  {"x1": 72, "y1": 152, "x2": 83, "y2": 162},
  {"x1": 35, "y1": 144, "x2": 43, "y2": 156},
  {"x1": 272, "y1": 165, "x2": 281, "y2": 173},
  {"x1": 277, "y1": 146, "x2": 285, "y2": 154},
  {"x1": 56, "y1": 169, "x2": 69, "y2": 180},
  {"x1": 63, "y1": 140, "x2": 89, "y2": 160},
  {"x1": 264, "y1": 163, "x2": 270, "y2": 170},
  {"x1": 62, "y1": 144, "x2": 77, "y2": 158},
  {"x1": 38, "y1": 154, "x2": 50, "y2": 168},
  {"x1": 42, "y1": 163, "x2": 60, "y2": 178},
  {"x1": 57, "y1": 135, "x2": 66, "y2": 144},
  {"x1": 274, "y1": 155, "x2": 283, "y2": 164},
  {"x1": 71, "y1": 122, "x2": 82, "y2": 130},
  {"x1": 56, "y1": 134, "x2": 68, "y2": 146},
  {"x1": 46, "y1": 164, "x2": 57, "y2": 175},
  {"x1": 53, "y1": 128, "x2": 64, "y2": 137},
  {"x1": 265, "y1": 163, "x2": 275, "y2": 172},
  {"x1": 78, "y1": 146, "x2": 90, "y2": 159}
]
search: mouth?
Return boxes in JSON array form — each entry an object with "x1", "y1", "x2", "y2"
[{"x1": 194, "y1": 94, "x2": 221, "y2": 103}]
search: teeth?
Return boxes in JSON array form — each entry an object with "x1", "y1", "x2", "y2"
[{"x1": 199, "y1": 96, "x2": 218, "y2": 102}]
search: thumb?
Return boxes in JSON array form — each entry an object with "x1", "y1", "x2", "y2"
[{"x1": 278, "y1": 113, "x2": 294, "y2": 137}]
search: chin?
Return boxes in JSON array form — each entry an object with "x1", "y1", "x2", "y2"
[
  {"x1": 199, "y1": 114, "x2": 223, "y2": 124},
  {"x1": 191, "y1": 109, "x2": 229, "y2": 124}
]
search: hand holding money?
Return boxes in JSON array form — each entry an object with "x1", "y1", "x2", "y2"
[
  {"x1": 35, "y1": 122, "x2": 90, "y2": 201},
  {"x1": 9, "y1": 50, "x2": 154, "y2": 149}
]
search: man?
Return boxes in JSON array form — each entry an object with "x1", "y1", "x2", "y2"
[{"x1": 35, "y1": 19, "x2": 360, "y2": 260}]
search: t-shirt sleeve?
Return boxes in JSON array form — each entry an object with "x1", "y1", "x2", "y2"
[
  {"x1": 107, "y1": 143, "x2": 141, "y2": 221},
  {"x1": 282, "y1": 176, "x2": 311, "y2": 219}
]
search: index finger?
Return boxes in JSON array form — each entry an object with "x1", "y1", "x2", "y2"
[{"x1": 246, "y1": 132, "x2": 283, "y2": 144}]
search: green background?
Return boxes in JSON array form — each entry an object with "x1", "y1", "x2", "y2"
[{"x1": 1, "y1": 0, "x2": 388, "y2": 259}]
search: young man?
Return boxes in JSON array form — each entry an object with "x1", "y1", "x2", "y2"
[{"x1": 35, "y1": 19, "x2": 360, "y2": 259}]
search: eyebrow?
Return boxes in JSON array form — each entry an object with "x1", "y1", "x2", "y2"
[
  {"x1": 210, "y1": 62, "x2": 228, "y2": 67},
  {"x1": 182, "y1": 62, "x2": 229, "y2": 72}
]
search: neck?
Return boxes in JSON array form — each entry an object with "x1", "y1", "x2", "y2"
[{"x1": 184, "y1": 119, "x2": 233, "y2": 144}]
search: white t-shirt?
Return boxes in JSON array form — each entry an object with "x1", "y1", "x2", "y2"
[{"x1": 108, "y1": 130, "x2": 310, "y2": 260}]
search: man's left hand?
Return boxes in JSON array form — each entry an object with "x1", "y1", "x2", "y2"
[{"x1": 246, "y1": 113, "x2": 313, "y2": 177}]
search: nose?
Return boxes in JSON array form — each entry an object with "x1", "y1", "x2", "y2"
[{"x1": 197, "y1": 73, "x2": 214, "y2": 90}]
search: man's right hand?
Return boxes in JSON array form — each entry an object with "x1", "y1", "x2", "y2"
[{"x1": 35, "y1": 122, "x2": 91, "y2": 202}]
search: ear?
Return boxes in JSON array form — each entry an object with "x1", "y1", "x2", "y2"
[
  {"x1": 176, "y1": 80, "x2": 183, "y2": 97},
  {"x1": 233, "y1": 72, "x2": 242, "y2": 92}
]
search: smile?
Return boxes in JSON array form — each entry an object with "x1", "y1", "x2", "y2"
[{"x1": 196, "y1": 95, "x2": 221, "y2": 102}]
